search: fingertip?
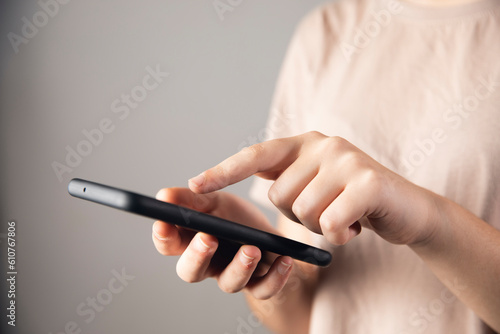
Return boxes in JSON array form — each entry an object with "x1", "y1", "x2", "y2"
[
  {"x1": 239, "y1": 245, "x2": 261, "y2": 267},
  {"x1": 277, "y1": 256, "x2": 293, "y2": 276},
  {"x1": 189, "y1": 167, "x2": 227, "y2": 194},
  {"x1": 176, "y1": 233, "x2": 218, "y2": 283},
  {"x1": 247, "y1": 256, "x2": 293, "y2": 300},
  {"x1": 152, "y1": 220, "x2": 175, "y2": 241},
  {"x1": 280, "y1": 256, "x2": 293, "y2": 266},
  {"x1": 188, "y1": 173, "x2": 206, "y2": 193},
  {"x1": 197, "y1": 233, "x2": 218, "y2": 250},
  {"x1": 241, "y1": 245, "x2": 261, "y2": 259},
  {"x1": 152, "y1": 221, "x2": 185, "y2": 256},
  {"x1": 156, "y1": 188, "x2": 169, "y2": 201}
]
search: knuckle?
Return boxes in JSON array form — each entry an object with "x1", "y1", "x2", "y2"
[
  {"x1": 314, "y1": 136, "x2": 349, "y2": 158},
  {"x1": 218, "y1": 281, "x2": 239, "y2": 294},
  {"x1": 320, "y1": 213, "x2": 351, "y2": 245},
  {"x1": 326, "y1": 136, "x2": 347, "y2": 151},
  {"x1": 268, "y1": 183, "x2": 288, "y2": 208},
  {"x1": 319, "y1": 211, "x2": 340, "y2": 234},
  {"x1": 241, "y1": 143, "x2": 265, "y2": 161},
  {"x1": 291, "y1": 198, "x2": 311, "y2": 222},
  {"x1": 334, "y1": 150, "x2": 368, "y2": 175},
  {"x1": 361, "y1": 168, "x2": 383, "y2": 189},
  {"x1": 304, "y1": 130, "x2": 325, "y2": 140}
]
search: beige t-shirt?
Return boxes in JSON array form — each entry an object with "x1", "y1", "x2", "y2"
[{"x1": 249, "y1": 0, "x2": 500, "y2": 333}]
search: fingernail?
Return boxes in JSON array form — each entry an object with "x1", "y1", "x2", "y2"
[
  {"x1": 240, "y1": 250, "x2": 255, "y2": 266},
  {"x1": 189, "y1": 173, "x2": 205, "y2": 188},
  {"x1": 153, "y1": 224, "x2": 169, "y2": 241},
  {"x1": 195, "y1": 234, "x2": 211, "y2": 252},
  {"x1": 277, "y1": 260, "x2": 292, "y2": 275}
]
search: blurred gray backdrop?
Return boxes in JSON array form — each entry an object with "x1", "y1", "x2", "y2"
[{"x1": 0, "y1": 0, "x2": 327, "y2": 333}]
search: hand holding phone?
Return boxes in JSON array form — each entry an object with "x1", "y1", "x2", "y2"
[{"x1": 68, "y1": 178, "x2": 332, "y2": 267}]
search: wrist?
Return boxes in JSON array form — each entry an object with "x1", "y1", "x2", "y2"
[{"x1": 409, "y1": 190, "x2": 449, "y2": 252}]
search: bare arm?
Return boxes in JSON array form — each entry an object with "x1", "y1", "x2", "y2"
[{"x1": 410, "y1": 194, "x2": 500, "y2": 331}]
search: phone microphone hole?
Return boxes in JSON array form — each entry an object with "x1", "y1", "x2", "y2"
[{"x1": 83, "y1": 187, "x2": 86, "y2": 193}]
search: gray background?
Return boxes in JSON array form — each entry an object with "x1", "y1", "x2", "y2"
[{"x1": 0, "y1": 0, "x2": 327, "y2": 333}]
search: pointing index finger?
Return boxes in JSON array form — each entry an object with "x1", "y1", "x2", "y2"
[{"x1": 188, "y1": 137, "x2": 299, "y2": 194}]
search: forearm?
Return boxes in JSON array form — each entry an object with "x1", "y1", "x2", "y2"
[
  {"x1": 245, "y1": 260, "x2": 318, "y2": 334},
  {"x1": 410, "y1": 194, "x2": 500, "y2": 331}
]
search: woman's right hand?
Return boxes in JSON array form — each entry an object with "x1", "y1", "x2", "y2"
[{"x1": 151, "y1": 187, "x2": 294, "y2": 299}]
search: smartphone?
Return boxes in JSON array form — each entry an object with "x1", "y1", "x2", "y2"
[{"x1": 68, "y1": 178, "x2": 331, "y2": 267}]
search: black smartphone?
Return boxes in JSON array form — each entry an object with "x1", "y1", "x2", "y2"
[{"x1": 68, "y1": 178, "x2": 331, "y2": 266}]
